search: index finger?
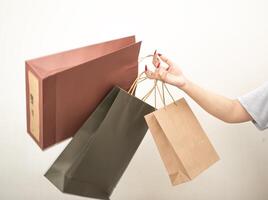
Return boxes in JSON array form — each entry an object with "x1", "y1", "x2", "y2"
[{"x1": 158, "y1": 54, "x2": 174, "y2": 66}]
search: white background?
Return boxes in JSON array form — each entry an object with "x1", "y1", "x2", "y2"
[{"x1": 0, "y1": 0, "x2": 268, "y2": 199}]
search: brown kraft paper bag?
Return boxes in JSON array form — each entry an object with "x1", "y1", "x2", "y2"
[{"x1": 144, "y1": 82, "x2": 219, "y2": 185}]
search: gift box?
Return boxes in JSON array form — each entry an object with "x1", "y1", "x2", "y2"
[{"x1": 25, "y1": 35, "x2": 141, "y2": 149}]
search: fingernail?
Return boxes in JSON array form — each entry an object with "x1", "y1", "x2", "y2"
[
  {"x1": 158, "y1": 53, "x2": 162, "y2": 56},
  {"x1": 154, "y1": 50, "x2": 157, "y2": 55},
  {"x1": 157, "y1": 63, "x2": 160, "y2": 68},
  {"x1": 145, "y1": 65, "x2": 148, "y2": 71}
]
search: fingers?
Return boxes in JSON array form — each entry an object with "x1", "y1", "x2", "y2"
[
  {"x1": 152, "y1": 50, "x2": 169, "y2": 72},
  {"x1": 145, "y1": 65, "x2": 157, "y2": 79},
  {"x1": 145, "y1": 69, "x2": 157, "y2": 80},
  {"x1": 158, "y1": 54, "x2": 174, "y2": 67},
  {"x1": 152, "y1": 50, "x2": 160, "y2": 67},
  {"x1": 145, "y1": 65, "x2": 168, "y2": 82},
  {"x1": 145, "y1": 50, "x2": 172, "y2": 81},
  {"x1": 152, "y1": 50, "x2": 171, "y2": 71},
  {"x1": 158, "y1": 67, "x2": 168, "y2": 81}
]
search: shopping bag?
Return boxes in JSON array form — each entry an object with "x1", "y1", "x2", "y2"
[
  {"x1": 44, "y1": 73, "x2": 155, "y2": 199},
  {"x1": 144, "y1": 82, "x2": 219, "y2": 186},
  {"x1": 25, "y1": 35, "x2": 141, "y2": 149}
]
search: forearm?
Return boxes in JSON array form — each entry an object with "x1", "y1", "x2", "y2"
[{"x1": 179, "y1": 79, "x2": 252, "y2": 123}]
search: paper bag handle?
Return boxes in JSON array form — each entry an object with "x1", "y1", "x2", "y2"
[
  {"x1": 155, "y1": 81, "x2": 177, "y2": 108},
  {"x1": 127, "y1": 54, "x2": 177, "y2": 108}
]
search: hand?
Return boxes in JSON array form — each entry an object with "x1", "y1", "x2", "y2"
[{"x1": 145, "y1": 50, "x2": 187, "y2": 88}]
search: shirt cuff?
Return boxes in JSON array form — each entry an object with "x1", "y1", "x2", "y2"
[{"x1": 237, "y1": 97, "x2": 267, "y2": 131}]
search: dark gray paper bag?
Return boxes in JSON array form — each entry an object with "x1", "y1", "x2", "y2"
[{"x1": 44, "y1": 86, "x2": 155, "y2": 199}]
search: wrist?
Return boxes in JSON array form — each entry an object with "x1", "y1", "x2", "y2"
[{"x1": 175, "y1": 76, "x2": 191, "y2": 91}]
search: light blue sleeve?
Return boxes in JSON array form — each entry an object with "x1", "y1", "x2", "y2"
[{"x1": 237, "y1": 81, "x2": 268, "y2": 131}]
